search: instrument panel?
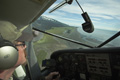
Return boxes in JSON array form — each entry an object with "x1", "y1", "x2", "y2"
[
  {"x1": 86, "y1": 53, "x2": 112, "y2": 76},
  {"x1": 42, "y1": 47, "x2": 120, "y2": 80}
]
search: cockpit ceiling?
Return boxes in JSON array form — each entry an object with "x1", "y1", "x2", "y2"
[{"x1": 0, "y1": 0, "x2": 56, "y2": 29}]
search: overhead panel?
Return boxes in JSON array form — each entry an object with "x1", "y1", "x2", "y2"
[{"x1": 0, "y1": 0, "x2": 56, "y2": 29}]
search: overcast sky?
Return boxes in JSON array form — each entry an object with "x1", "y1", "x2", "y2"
[{"x1": 42, "y1": 0, "x2": 120, "y2": 31}]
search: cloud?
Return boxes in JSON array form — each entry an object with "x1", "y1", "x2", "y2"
[
  {"x1": 48, "y1": 0, "x2": 120, "y2": 19},
  {"x1": 115, "y1": 15, "x2": 120, "y2": 20},
  {"x1": 92, "y1": 18, "x2": 101, "y2": 21},
  {"x1": 43, "y1": 12, "x2": 83, "y2": 27},
  {"x1": 42, "y1": 0, "x2": 120, "y2": 30},
  {"x1": 90, "y1": 14, "x2": 113, "y2": 19}
]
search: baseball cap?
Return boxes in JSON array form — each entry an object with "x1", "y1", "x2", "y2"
[{"x1": 0, "y1": 21, "x2": 27, "y2": 43}]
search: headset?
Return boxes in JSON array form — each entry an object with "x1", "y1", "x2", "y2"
[{"x1": 0, "y1": 35, "x2": 18, "y2": 70}]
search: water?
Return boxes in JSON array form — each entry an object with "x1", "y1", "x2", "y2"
[{"x1": 77, "y1": 27, "x2": 120, "y2": 47}]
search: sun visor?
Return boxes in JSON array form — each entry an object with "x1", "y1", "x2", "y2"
[{"x1": 17, "y1": 25, "x2": 34, "y2": 42}]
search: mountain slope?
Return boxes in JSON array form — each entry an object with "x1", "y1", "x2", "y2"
[{"x1": 32, "y1": 16, "x2": 71, "y2": 30}]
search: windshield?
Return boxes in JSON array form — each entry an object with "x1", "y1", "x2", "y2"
[{"x1": 32, "y1": 0, "x2": 120, "y2": 67}]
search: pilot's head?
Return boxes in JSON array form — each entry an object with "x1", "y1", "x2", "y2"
[{"x1": 0, "y1": 21, "x2": 27, "y2": 70}]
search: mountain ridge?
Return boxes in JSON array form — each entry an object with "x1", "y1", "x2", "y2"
[{"x1": 32, "y1": 16, "x2": 71, "y2": 30}]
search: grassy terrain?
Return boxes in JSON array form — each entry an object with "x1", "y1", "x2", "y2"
[
  {"x1": 33, "y1": 27, "x2": 76, "y2": 66},
  {"x1": 34, "y1": 27, "x2": 75, "y2": 44}
]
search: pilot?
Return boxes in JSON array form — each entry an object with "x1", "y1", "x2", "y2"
[{"x1": 0, "y1": 21, "x2": 60, "y2": 80}]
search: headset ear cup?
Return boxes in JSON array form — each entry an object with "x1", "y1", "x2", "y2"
[{"x1": 0, "y1": 40, "x2": 18, "y2": 70}]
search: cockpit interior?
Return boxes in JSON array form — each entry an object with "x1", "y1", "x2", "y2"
[{"x1": 0, "y1": 0, "x2": 120, "y2": 80}]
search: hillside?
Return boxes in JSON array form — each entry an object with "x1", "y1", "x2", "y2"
[
  {"x1": 33, "y1": 27, "x2": 84, "y2": 66},
  {"x1": 32, "y1": 16, "x2": 71, "y2": 30}
]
